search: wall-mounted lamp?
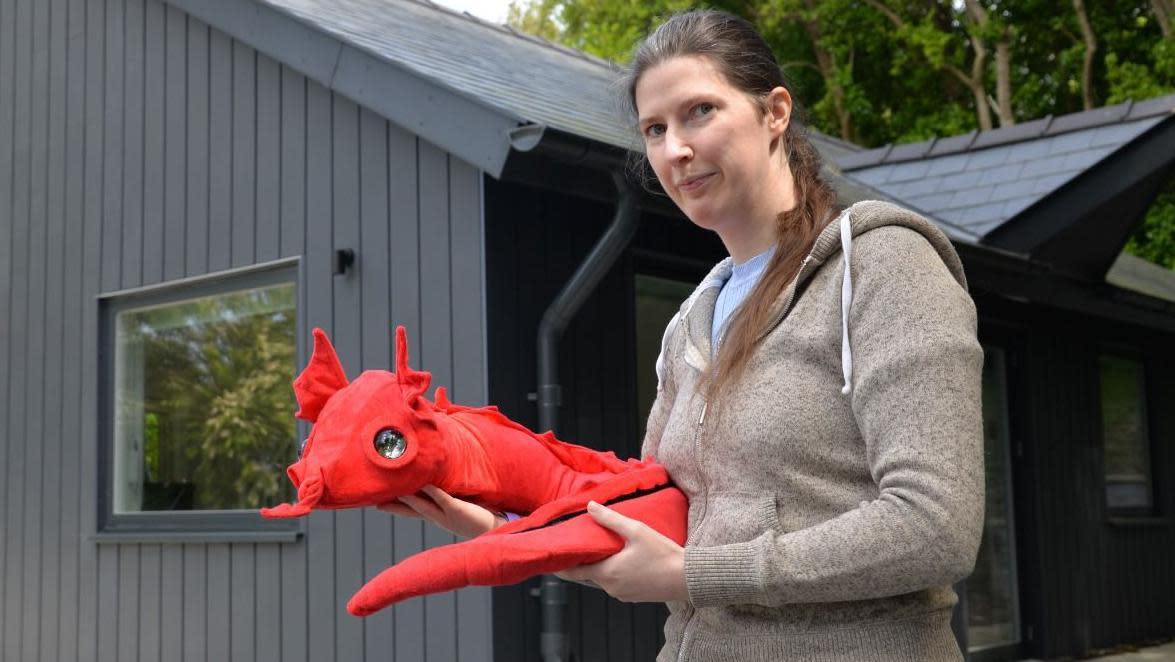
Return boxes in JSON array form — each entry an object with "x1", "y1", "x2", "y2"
[{"x1": 333, "y1": 248, "x2": 355, "y2": 275}]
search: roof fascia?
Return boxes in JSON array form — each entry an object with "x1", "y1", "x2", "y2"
[
  {"x1": 165, "y1": 0, "x2": 521, "y2": 177},
  {"x1": 983, "y1": 115, "x2": 1175, "y2": 270},
  {"x1": 957, "y1": 243, "x2": 1175, "y2": 333}
]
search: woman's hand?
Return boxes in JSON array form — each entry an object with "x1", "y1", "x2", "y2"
[
  {"x1": 377, "y1": 485, "x2": 504, "y2": 539},
  {"x1": 558, "y1": 501, "x2": 689, "y2": 603}
]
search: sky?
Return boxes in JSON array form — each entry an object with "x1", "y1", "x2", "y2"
[{"x1": 428, "y1": 0, "x2": 515, "y2": 24}]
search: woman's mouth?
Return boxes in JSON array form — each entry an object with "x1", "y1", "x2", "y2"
[{"x1": 678, "y1": 173, "x2": 714, "y2": 193}]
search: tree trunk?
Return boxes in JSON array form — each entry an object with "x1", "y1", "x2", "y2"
[
  {"x1": 995, "y1": 39, "x2": 1015, "y2": 125},
  {"x1": 968, "y1": 36, "x2": 993, "y2": 131},
  {"x1": 1073, "y1": 0, "x2": 1099, "y2": 110},
  {"x1": 1152, "y1": 0, "x2": 1173, "y2": 38},
  {"x1": 800, "y1": 0, "x2": 853, "y2": 141},
  {"x1": 963, "y1": 0, "x2": 995, "y2": 130}
]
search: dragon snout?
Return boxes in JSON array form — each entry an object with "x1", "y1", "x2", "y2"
[
  {"x1": 260, "y1": 464, "x2": 323, "y2": 519},
  {"x1": 287, "y1": 460, "x2": 306, "y2": 487}
]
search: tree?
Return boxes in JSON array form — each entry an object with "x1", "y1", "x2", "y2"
[{"x1": 505, "y1": 0, "x2": 1175, "y2": 268}]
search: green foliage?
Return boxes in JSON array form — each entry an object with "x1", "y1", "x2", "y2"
[
  {"x1": 1125, "y1": 180, "x2": 1175, "y2": 269},
  {"x1": 506, "y1": 0, "x2": 562, "y2": 42}
]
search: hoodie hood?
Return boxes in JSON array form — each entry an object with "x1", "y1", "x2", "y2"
[{"x1": 655, "y1": 200, "x2": 968, "y2": 396}]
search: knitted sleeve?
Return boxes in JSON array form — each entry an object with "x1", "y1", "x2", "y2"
[{"x1": 685, "y1": 226, "x2": 985, "y2": 607}]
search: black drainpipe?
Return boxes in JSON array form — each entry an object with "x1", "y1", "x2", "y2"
[{"x1": 535, "y1": 169, "x2": 640, "y2": 662}]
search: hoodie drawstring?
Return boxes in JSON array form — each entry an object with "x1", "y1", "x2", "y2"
[{"x1": 839, "y1": 209, "x2": 854, "y2": 395}]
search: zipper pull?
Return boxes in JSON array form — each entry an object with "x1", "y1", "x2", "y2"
[{"x1": 698, "y1": 401, "x2": 708, "y2": 426}]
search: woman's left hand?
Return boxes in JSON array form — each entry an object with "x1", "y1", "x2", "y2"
[{"x1": 558, "y1": 501, "x2": 690, "y2": 603}]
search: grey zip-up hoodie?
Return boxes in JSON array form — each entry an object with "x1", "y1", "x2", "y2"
[{"x1": 644, "y1": 200, "x2": 985, "y2": 661}]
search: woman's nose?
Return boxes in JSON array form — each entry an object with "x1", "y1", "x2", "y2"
[{"x1": 665, "y1": 129, "x2": 693, "y2": 161}]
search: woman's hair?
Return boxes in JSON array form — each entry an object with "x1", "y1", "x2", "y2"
[{"x1": 622, "y1": 10, "x2": 841, "y2": 406}]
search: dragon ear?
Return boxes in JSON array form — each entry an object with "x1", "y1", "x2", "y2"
[
  {"x1": 433, "y1": 386, "x2": 451, "y2": 410},
  {"x1": 293, "y1": 328, "x2": 350, "y2": 422},
  {"x1": 394, "y1": 325, "x2": 431, "y2": 400}
]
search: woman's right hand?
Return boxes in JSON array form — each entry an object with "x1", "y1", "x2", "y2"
[{"x1": 377, "y1": 484, "x2": 504, "y2": 539}]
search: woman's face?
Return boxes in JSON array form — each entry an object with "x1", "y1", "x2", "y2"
[{"x1": 635, "y1": 55, "x2": 791, "y2": 237}]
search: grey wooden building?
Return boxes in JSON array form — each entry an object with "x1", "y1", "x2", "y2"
[{"x1": 1, "y1": 0, "x2": 1172, "y2": 661}]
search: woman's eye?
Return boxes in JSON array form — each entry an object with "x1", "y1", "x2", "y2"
[
  {"x1": 643, "y1": 124, "x2": 665, "y2": 138},
  {"x1": 692, "y1": 103, "x2": 715, "y2": 118}
]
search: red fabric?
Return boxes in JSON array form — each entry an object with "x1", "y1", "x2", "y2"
[{"x1": 262, "y1": 326, "x2": 688, "y2": 616}]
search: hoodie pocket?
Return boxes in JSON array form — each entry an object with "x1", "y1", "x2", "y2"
[{"x1": 692, "y1": 493, "x2": 782, "y2": 548}]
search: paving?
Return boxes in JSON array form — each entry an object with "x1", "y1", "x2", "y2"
[
  {"x1": 1082, "y1": 642, "x2": 1175, "y2": 661},
  {"x1": 1019, "y1": 641, "x2": 1175, "y2": 661}
]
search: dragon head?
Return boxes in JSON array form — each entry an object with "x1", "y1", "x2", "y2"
[{"x1": 260, "y1": 326, "x2": 447, "y2": 518}]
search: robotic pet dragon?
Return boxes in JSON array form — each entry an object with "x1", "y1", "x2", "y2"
[{"x1": 262, "y1": 326, "x2": 687, "y2": 616}]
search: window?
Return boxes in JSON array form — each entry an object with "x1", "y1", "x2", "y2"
[
  {"x1": 1099, "y1": 353, "x2": 1155, "y2": 515},
  {"x1": 99, "y1": 261, "x2": 300, "y2": 538}
]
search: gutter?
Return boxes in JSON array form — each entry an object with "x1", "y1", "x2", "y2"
[{"x1": 511, "y1": 124, "x2": 643, "y2": 662}]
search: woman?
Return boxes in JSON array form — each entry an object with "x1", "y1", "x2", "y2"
[{"x1": 385, "y1": 9, "x2": 984, "y2": 661}]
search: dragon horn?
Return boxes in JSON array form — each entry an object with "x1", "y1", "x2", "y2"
[
  {"x1": 293, "y1": 328, "x2": 349, "y2": 422},
  {"x1": 394, "y1": 325, "x2": 431, "y2": 398}
]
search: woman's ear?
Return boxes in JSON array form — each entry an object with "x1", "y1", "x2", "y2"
[{"x1": 766, "y1": 86, "x2": 792, "y2": 140}]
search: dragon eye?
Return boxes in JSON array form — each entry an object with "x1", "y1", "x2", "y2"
[{"x1": 373, "y1": 428, "x2": 407, "y2": 460}]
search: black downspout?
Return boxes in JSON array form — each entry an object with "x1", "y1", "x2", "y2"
[{"x1": 537, "y1": 170, "x2": 640, "y2": 662}]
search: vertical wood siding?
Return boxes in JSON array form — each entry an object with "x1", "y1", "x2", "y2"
[
  {"x1": 1019, "y1": 307, "x2": 1175, "y2": 660},
  {"x1": 0, "y1": 0, "x2": 492, "y2": 660}
]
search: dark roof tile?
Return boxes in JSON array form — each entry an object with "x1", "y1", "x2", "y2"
[
  {"x1": 949, "y1": 187, "x2": 993, "y2": 208},
  {"x1": 1033, "y1": 173, "x2": 1075, "y2": 194},
  {"x1": 1018, "y1": 153, "x2": 1074, "y2": 179},
  {"x1": 926, "y1": 153, "x2": 972, "y2": 176},
  {"x1": 1062, "y1": 148, "x2": 1109, "y2": 171},
  {"x1": 936, "y1": 208, "x2": 969, "y2": 224},
  {"x1": 1124, "y1": 93, "x2": 1175, "y2": 120},
  {"x1": 1001, "y1": 196, "x2": 1037, "y2": 218},
  {"x1": 884, "y1": 160, "x2": 933, "y2": 183},
  {"x1": 971, "y1": 115, "x2": 1052, "y2": 150},
  {"x1": 849, "y1": 166, "x2": 891, "y2": 186},
  {"x1": 965, "y1": 148, "x2": 1010, "y2": 170},
  {"x1": 977, "y1": 163, "x2": 1025, "y2": 186},
  {"x1": 988, "y1": 178, "x2": 1037, "y2": 202},
  {"x1": 1003, "y1": 138, "x2": 1053, "y2": 162},
  {"x1": 961, "y1": 201, "x2": 1007, "y2": 225},
  {"x1": 836, "y1": 144, "x2": 892, "y2": 170},
  {"x1": 938, "y1": 171, "x2": 978, "y2": 190},
  {"x1": 908, "y1": 191, "x2": 956, "y2": 210},
  {"x1": 1047, "y1": 101, "x2": 1132, "y2": 134},
  {"x1": 1046, "y1": 129, "x2": 1097, "y2": 155},
  {"x1": 893, "y1": 176, "x2": 943, "y2": 198},
  {"x1": 886, "y1": 141, "x2": 934, "y2": 163},
  {"x1": 926, "y1": 131, "x2": 977, "y2": 156}
]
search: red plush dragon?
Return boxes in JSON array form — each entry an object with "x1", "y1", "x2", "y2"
[{"x1": 261, "y1": 326, "x2": 687, "y2": 616}]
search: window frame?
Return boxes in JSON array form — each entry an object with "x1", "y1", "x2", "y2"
[
  {"x1": 95, "y1": 257, "x2": 304, "y2": 542},
  {"x1": 1096, "y1": 345, "x2": 1160, "y2": 521}
]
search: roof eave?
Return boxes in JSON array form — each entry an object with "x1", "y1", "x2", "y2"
[
  {"x1": 984, "y1": 114, "x2": 1175, "y2": 278},
  {"x1": 166, "y1": 0, "x2": 523, "y2": 177}
]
